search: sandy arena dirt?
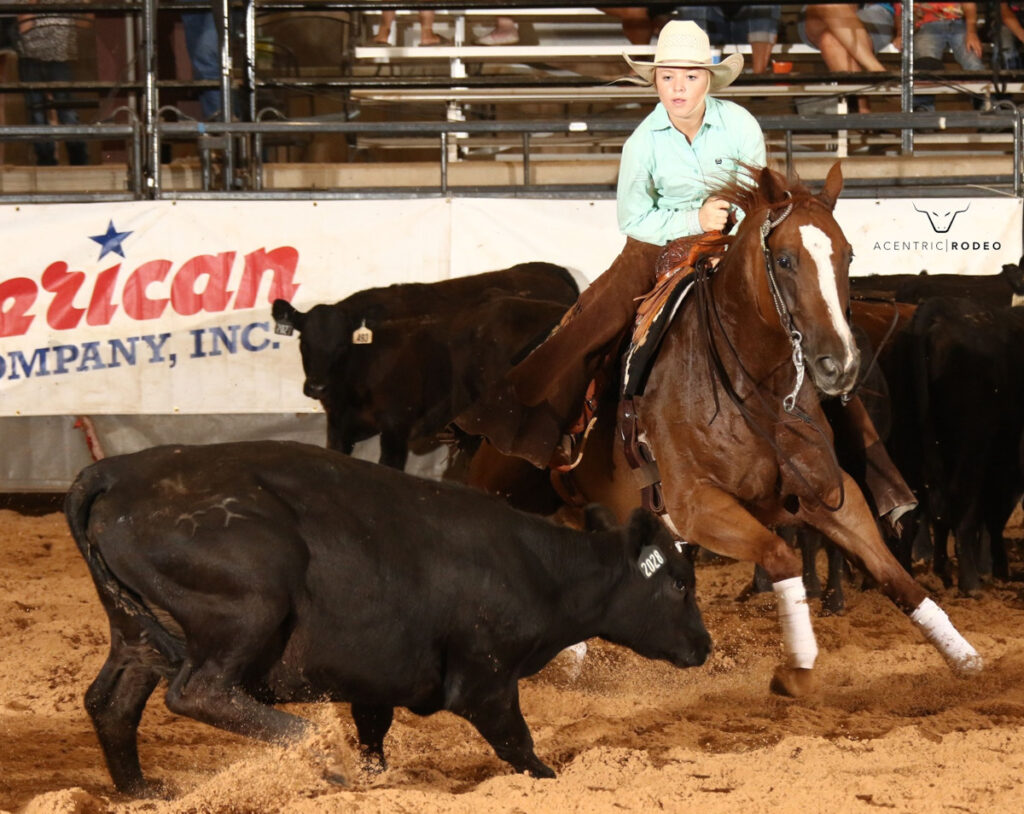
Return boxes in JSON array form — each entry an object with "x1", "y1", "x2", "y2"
[{"x1": 3, "y1": 506, "x2": 1024, "y2": 814}]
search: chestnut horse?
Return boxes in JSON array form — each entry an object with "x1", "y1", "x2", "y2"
[{"x1": 470, "y1": 163, "x2": 981, "y2": 696}]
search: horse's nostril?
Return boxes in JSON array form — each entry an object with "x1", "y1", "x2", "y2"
[{"x1": 817, "y1": 356, "x2": 840, "y2": 381}]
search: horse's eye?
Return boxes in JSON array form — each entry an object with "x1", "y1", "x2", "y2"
[{"x1": 776, "y1": 254, "x2": 792, "y2": 270}]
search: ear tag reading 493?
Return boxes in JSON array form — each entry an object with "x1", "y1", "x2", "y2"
[
  {"x1": 352, "y1": 320, "x2": 373, "y2": 345},
  {"x1": 638, "y1": 545, "x2": 666, "y2": 579}
]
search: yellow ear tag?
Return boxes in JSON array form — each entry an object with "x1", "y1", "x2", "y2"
[{"x1": 352, "y1": 320, "x2": 373, "y2": 345}]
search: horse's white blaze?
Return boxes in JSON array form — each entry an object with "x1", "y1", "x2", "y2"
[
  {"x1": 799, "y1": 224, "x2": 857, "y2": 364},
  {"x1": 774, "y1": 576, "x2": 819, "y2": 669}
]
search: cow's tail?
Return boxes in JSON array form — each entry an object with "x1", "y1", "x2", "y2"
[{"x1": 64, "y1": 465, "x2": 186, "y2": 666}]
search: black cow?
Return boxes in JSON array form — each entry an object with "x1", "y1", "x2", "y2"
[
  {"x1": 850, "y1": 259, "x2": 1024, "y2": 306},
  {"x1": 272, "y1": 262, "x2": 579, "y2": 469},
  {"x1": 904, "y1": 297, "x2": 1024, "y2": 593},
  {"x1": 66, "y1": 440, "x2": 710, "y2": 796}
]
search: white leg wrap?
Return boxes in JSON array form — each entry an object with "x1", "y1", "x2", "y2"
[
  {"x1": 773, "y1": 576, "x2": 819, "y2": 669},
  {"x1": 561, "y1": 641, "x2": 588, "y2": 680},
  {"x1": 563, "y1": 641, "x2": 588, "y2": 662},
  {"x1": 910, "y1": 598, "x2": 983, "y2": 675}
]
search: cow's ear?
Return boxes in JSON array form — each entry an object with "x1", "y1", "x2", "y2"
[
  {"x1": 272, "y1": 299, "x2": 304, "y2": 334},
  {"x1": 818, "y1": 161, "x2": 844, "y2": 211},
  {"x1": 583, "y1": 503, "x2": 616, "y2": 532},
  {"x1": 625, "y1": 508, "x2": 664, "y2": 553},
  {"x1": 1004, "y1": 260, "x2": 1024, "y2": 294}
]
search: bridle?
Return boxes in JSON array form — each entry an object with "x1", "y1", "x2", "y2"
[
  {"x1": 697, "y1": 191, "x2": 846, "y2": 512},
  {"x1": 758, "y1": 192, "x2": 806, "y2": 413}
]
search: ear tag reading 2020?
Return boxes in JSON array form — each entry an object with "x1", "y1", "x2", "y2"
[
  {"x1": 352, "y1": 320, "x2": 373, "y2": 345},
  {"x1": 638, "y1": 545, "x2": 666, "y2": 579}
]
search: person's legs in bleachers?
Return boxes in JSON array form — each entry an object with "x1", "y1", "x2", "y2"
[{"x1": 740, "y1": 6, "x2": 781, "y2": 74}]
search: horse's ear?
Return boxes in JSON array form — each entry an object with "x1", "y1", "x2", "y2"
[
  {"x1": 759, "y1": 166, "x2": 788, "y2": 204},
  {"x1": 818, "y1": 161, "x2": 844, "y2": 211}
]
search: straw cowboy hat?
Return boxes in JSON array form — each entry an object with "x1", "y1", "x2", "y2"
[{"x1": 624, "y1": 20, "x2": 744, "y2": 91}]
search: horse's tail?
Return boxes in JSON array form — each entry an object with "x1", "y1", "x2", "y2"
[{"x1": 65, "y1": 464, "x2": 186, "y2": 666}]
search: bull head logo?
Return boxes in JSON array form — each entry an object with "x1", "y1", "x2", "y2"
[{"x1": 913, "y1": 201, "x2": 970, "y2": 234}]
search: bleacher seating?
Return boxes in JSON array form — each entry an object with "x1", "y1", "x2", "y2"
[{"x1": 341, "y1": 6, "x2": 1021, "y2": 166}]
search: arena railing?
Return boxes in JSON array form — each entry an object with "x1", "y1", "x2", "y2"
[{"x1": 151, "y1": 109, "x2": 1023, "y2": 199}]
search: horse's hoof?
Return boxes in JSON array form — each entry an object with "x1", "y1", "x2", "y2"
[
  {"x1": 950, "y1": 651, "x2": 984, "y2": 676},
  {"x1": 769, "y1": 666, "x2": 818, "y2": 698},
  {"x1": 322, "y1": 765, "x2": 349, "y2": 786},
  {"x1": 819, "y1": 593, "x2": 846, "y2": 617}
]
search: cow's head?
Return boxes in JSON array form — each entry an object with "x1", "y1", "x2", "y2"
[
  {"x1": 913, "y1": 202, "x2": 970, "y2": 234},
  {"x1": 598, "y1": 509, "x2": 711, "y2": 669},
  {"x1": 1002, "y1": 257, "x2": 1024, "y2": 296},
  {"x1": 272, "y1": 298, "x2": 357, "y2": 403}
]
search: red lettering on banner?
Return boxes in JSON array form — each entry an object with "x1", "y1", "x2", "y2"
[
  {"x1": 123, "y1": 260, "x2": 171, "y2": 320},
  {"x1": 171, "y1": 253, "x2": 235, "y2": 316},
  {"x1": 1, "y1": 245, "x2": 301, "y2": 335},
  {"x1": 87, "y1": 264, "x2": 120, "y2": 326},
  {"x1": 236, "y1": 247, "x2": 300, "y2": 308},
  {"x1": 0, "y1": 277, "x2": 37, "y2": 337},
  {"x1": 41, "y1": 262, "x2": 86, "y2": 330}
]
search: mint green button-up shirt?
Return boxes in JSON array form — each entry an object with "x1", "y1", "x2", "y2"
[{"x1": 617, "y1": 95, "x2": 766, "y2": 246}]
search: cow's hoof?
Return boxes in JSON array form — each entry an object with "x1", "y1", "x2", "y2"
[
  {"x1": 122, "y1": 778, "x2": 174, "y2": 800},
  {"x1": 358, "y1": 751, "x2": 388, "y2": 775},
  {"x1": 526, "y1": 762, "x2": 557, "y2": 779},
  {"x1": 769, "y1": 666, "x2": 818, "y2": 698}
]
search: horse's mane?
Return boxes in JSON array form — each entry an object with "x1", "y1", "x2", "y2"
[
  {"x1": 701, "y1": 165, "x2": 823, "y2": 263},
  {"x1": 715, "y1": 164, "x2": 816, "y2": 221}
]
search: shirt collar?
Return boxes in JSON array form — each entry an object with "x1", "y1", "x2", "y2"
[{"x1": 651, "y1": 95, "x2": 723, "y2": 134}]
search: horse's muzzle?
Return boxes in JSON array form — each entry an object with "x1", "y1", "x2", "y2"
[{"x1": 809, "y1": 349, "x2": 860, "y2": 397}]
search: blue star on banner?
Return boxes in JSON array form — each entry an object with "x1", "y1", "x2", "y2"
[{"x1": 89, "y1": 220, "x2": 133, "y2": 261}]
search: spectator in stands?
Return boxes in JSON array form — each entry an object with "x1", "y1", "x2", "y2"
[
  {"x1": 858, "y1": 3, "x2": 899, "y2": 54},
  {"x1": 181, "y1": 1, "x2": 247, "y2": 120},
  {"x1": 477, "y1": 16, "x2": 519, "y2": 46},
  {"x1": 15, "y1": 4, "x2": 90, "y2": 166},
  {"x1": 455, "y1": 20, "x2": 762, "y2": 466},
  {"x1": 911, "y1": 4, "x2": 983, "y2": 112},
  {"x1": 801, "y1": 5, "x2": 888, "y2": 74},
  {"x1": 600, "y1": 7, "x2": 659, "y2": 45},
  {"x1": 371, "y1": 10, "x2": 443, "y2": 46},
  {"x1": 181, "y1": 0, "x2": 221, "y2": 120},
  {"x1": 995, "y1": 4, "x2": 1024, "y2": 68},
  {"x1": 913, "y1": 3, "x2": 983, "y2": 69},
  {"x1": 670, "y1": 5, "x2": 781, "y2": 73},
  {"x1": 799, "y1": 4, "x2": 890, "y2": 113},
  {"x1": 0, "y1": 16, "x2": 15, "y2": 165}
]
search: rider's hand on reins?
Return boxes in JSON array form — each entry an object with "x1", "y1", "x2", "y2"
[{"x1": 699, "y1": 197, "x2": 730, "y2": 232}]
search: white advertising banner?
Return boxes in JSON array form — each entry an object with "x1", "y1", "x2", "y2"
[
  {"x1": 0, "y1": 195, "x2": 1020, "y2": 416},
  {"x1": 836, "y1": 196, "x2": 1022, "y2": 277}
]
